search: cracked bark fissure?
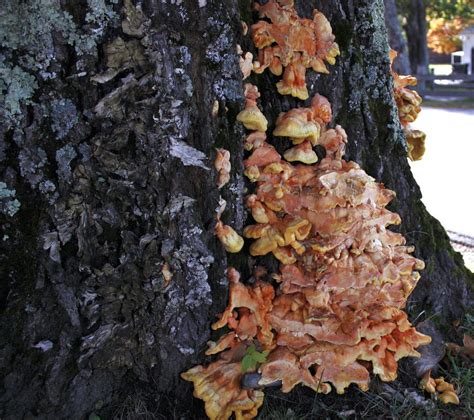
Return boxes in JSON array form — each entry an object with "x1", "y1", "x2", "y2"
[{"x1": 0, "y1": 0, "x2": 472, "y2": 418}]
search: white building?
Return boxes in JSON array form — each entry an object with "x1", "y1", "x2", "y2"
[{"x1": 453, "y1": 24, "x2": 474, "y2": 74}]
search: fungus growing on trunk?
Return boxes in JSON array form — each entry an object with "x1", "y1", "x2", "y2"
[
  {"x1": 181, "y1": 268, "x2": 272, "y2": 419},
  {"x1": 181, "y1": 360, "x2": 265, "y2": 420},
  {"x1": 251, "y1": 0, "x2": 339, "y2": 99},
  {"x1": 215, "y1": 199, "x2": 244, "y2": 253},
  {"x1": 404, "y1": 128, "x2": 426, "y2": 161},
  {"x1": 390, "y1": 50, "x2": 426, "y2": 161},
  {"x1": 184, "y1": 7, "x2": 433, "y2": 416},
  {"x1": 236, "y1": 83, "x2": 268, "y2": 132},
  {"x1": 214, "y1": 148, "x2": 231, "y2": 189},
  {"x1": 184, "y1": 93, "x2": 431, "y2": 418}
]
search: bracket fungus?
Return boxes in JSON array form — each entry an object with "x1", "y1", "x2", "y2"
[
  {"x1": 251, "y1": 0, "x2": 339, "y2": 100},
  {"x1": 237, "y1": 44, "x2": 254, "y2": 80},
  {"x1": 236, "y1": 84, "x2": 268, "y2": 132},
  {"x1": 215, "y1": 148, "x2": 231, "y2": 189},
  {"x1": 184, "y1": 94, "x2": 431, "y2": 419},
  {"x1": 183, "y1": 9, "x2": 433, "y2": 417},
  {"x1": 390, "y1": 50, "x2": 426, "y2": 161},
  {"x1": 215, "y1": 199, "x2": 244, "y2": 254},
  {"x1": 404, "y1": 128, "x2": 426, "y2": 162}
]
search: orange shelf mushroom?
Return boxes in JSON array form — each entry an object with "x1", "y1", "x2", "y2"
[
  {"x1": 215, "y1": 199, "x2": 244, "y2": 254},
  {"x1": 184, "y1": 93, "x2": 431, "y2": 418},
  {"x1": 251, "y1": 0, "x2": 339, "y2": 100},
  {"x1": 181, "y1": 268, "x2": 271, "y2": 420},
  {"x1": 236, "y1": 83, "x2": 268, "y2": 132},
  {"x1": 184, "y1": 7, "x2": 432, "y2": 416},
  {"x1": 390, "y1": 50, "x2": 426, "y2": 161},
  {"x1": 215, "y1": 148, "x2": 231, "y2": 189}
]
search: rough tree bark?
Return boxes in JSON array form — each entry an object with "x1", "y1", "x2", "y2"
[
  {"x1": 0, "y1": 0, "x2": 471, "y2": 419},
  {"x1": 384, "y1": 0, "x2": 411, "y2": 74}
]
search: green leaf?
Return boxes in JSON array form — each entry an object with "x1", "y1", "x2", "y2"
[
  {"x1": 241, "y1": 354, "x2": 255, "y2": 372},
  {"x1": 247, "y1": 344, "x2": 257, "y2": 355},
  {"x1": 240, "y1": 346, "x2": 269, "y2": 372},
  {"x1": 252, "y1": 350, "x2": 269, "y2": 363}
]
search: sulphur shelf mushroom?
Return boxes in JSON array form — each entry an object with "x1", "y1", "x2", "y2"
[
  {"x1": 184, "y1": 93, "x2": 432, "y2": 419},
  {"x1": 214, "y1": 199, "x2": 244, "y2": 253},
  {"x1": 251, "y1": 0, "x2": 340, "y2": 99}
]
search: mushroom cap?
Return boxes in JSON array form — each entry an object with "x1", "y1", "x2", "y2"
[
  {"x1": 237, "y1": 106, "x2": 268, "y2": 131},
  {"x1": 215, "y1": 221, "x2": 244, "y2": 253},
  {"x1": 273, "y1": 114, "x2": 320, "y2": 143},
  {"x1": 311, "y1": 94, "x2": 332, "y2": 124},
  {"x1": 244, "y1": 165, "x2": 261, "y2": 182},
  {"x1": 439, "y1": 390, "x2": 460, "y2": 405},
  {"x1": 405, "y1": 128, "x2": 426, "y2": 161},
  {"x1": 215, "y1": 148, "x2": 231, "y2": 189},
  {"x1": 283, "y1": 142, "x2": 318, "y2": 164},
  {"x1": 244, "y1": 143, "x2": 282, "y2": 168},
  {"x1": 181, "y1": 361, "x2": 265, "y2": 420}
]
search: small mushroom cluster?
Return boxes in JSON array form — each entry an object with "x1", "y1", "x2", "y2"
[
  {"x1": 420, "y1": 371, "x2": 460, "y2": 405},
  {"x1": 251, "y1": 0, "x2": 339, "y2": 100},
  {"x1": 390, "y1": 50, "x2": 426, "y2": 161}
]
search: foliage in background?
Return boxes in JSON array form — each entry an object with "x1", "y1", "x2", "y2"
[
  {"x1": 428, "y1": 18, "x2": 464, "y2": 54},
  {"x1": 426, "y1": 0, "x2": 473, "y2": 20},
  {"x1": 397, "y1": 0, "x2": 473, "y2": 20}
]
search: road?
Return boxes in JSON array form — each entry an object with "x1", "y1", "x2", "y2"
[{"x1": 410, "y1": 107, "x2": 474, "y2": 237}]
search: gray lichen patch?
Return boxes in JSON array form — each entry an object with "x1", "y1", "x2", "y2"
[
  {"x1": 18, "y1": 147, "x2": 48, "y2": 188},
  {"x1": 49, "y1": 99, "x2": 79, "y2": 140},
  {"x1": 0, "y1": 0, "x2": 118, "y2": 126},
  {"x1": 0, "y1": 60, "x2": 38, "y2": 126},
  {"x1": 56, "y1": 145, "x2": 78, "y2": 183},
  {"x1": 0, "y1": 181, "x2": 20, "y2": 216}
]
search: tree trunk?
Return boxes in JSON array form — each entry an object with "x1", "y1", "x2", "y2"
[
  {"x1": 384, "y1": 0, "x2": 411, "y2": 74},
  {"x1": 405, "y1": 0, "x2": 430, "y2": 84},
  {"x1": 0, "y1": 0, "x2": 471, "y2": 419}
]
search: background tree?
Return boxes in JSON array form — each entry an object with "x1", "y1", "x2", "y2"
[
  {"x1": 0, "y1": 0, "x2": 472, "y2": 418},
  {"x1": 384, "y1": 0, "x2": 412, "y2": 74},
  {"x1": 398, "y1": 0, "x2": 431, "y2": 77},
  {"x1": 396, "y1": 0, "x2": 473, "y2": 73}
]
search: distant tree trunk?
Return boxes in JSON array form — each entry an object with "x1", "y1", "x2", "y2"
[
  {"x1": 384, "y1": 0, "x2": 411, "y2": 74},
  {"x1": 0, "y1": 0, "x2": 471, "y2": 419},
  {"x1": 405, "y1": 0, "x2": 430, "y2": 84}
]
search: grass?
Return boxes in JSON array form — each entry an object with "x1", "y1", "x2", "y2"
[{"x1": 421, "y1": 98, "x2": 474, "y2": 109}]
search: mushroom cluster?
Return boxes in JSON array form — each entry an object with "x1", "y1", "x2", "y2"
[
  {"x1": 183, "y1": 5, "x2": 434, "y2": 418},
  {"x1": 420, "y1": 371, "x2": 460, "y2": 405},
  {"x1": 390, "y1": 50, "x2": 426, "y2": 161},
  {"x1": 242, "y1": 94, "x2": 430, "y2": 395},
  {"x1": 183, "y1": 94, "x2": 431, "y2": 419},
  {"x1": 181, "y1": 268, "x2": 271, "y2": 420},
  {"x1": 251, "y1": 0, "x2": 339, "y2": 100}
]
